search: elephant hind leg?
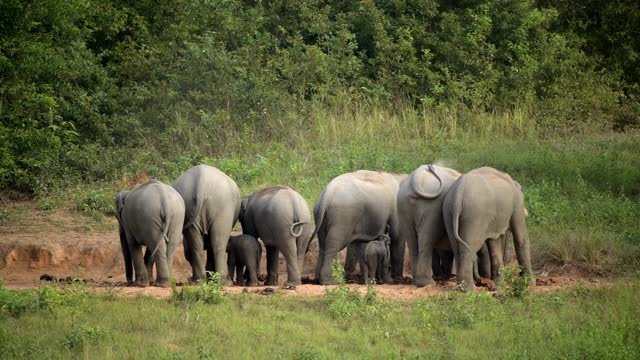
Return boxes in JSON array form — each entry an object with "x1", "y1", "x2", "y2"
[
  {"x1": 265, "y1": 246, "x2": 280, "y2": 286},
  {"x1": 283, "y1": 237, "x2": 302, "y2": 286},
  {"x1": 457, "y1": 227, "x2": 484, "y2": 291},
  {"x1": 153, "y1": 240, "x2": 171, "y2": 287},
  {"x1": 209, "y1": 216, "x2": 235, "y2": 285},
  {"x1": 128, "y1": 239, "x2": 149, "y2": 287},
  {"x1": 184, "y1": 226, "x2": 206, "y2": 282},
  {"x1": 487, "y1": 237, "x2": 504, "y2": 281}
]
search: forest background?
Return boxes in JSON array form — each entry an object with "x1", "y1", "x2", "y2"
[{"x1": 1, "y1": 0, "x2": 639, "y2": 273}]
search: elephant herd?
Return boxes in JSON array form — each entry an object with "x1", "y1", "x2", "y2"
[{"x1": 115, "y1": 164, "x2": 532, "y2": 291}]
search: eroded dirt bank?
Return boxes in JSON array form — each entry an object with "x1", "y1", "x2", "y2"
[{"x1": 0, "y1": 205, "x2": 606, "y2": 299}]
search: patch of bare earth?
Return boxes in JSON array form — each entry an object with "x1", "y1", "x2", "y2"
[{"x1": 0, "y1": 200, "x2": 611, "y2": 300}]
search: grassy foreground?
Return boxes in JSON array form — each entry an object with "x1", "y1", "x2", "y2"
[{"x1": 0, "y1": 280, "x2": 639, "y2": 359}]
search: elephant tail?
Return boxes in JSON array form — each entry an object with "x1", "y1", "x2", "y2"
[
  {"x1": 410, "y1": 165, "x2": 443, "y2": 199},
  {"x1": 148, "y1": 195, "x2": 175, "y2": 262},
  {"x1": 451, "y1": 179, "x2": 472, "y2": 253},
  {"x1": 290, "y1": 221, "x2": 307, "y2": 237},
  {"x1": 182, "y1": 190, "x2": 204, "y2": 232},
  {"x1": 309, "y1": 193, "x2": 328, "y2": 246}
]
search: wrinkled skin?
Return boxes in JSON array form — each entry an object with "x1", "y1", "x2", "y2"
[
  {"x1": 312, "y1": 170, "x2": 407, "y2": 285},
  {"x1": 396, "y1": 165, "x2": 461, "y2": 287},
  {"x1": 172, "y1": 165, "x2": 241, "y2": 283},
  {"x1": 347, "y1": 235, "x2": 392, "y2": 285},
  {"x1": 443, "y1": 167, "x2": 532, "y2": 291},
  {"x1": 240, "y1": 186, "x2": 312, "y2": 286},
  {"x1": 115, "y1": 180, "x2": 185, "y2": 287},
  {"x1": 226, "y1": 234, "x2": 262, "y2": 286}
]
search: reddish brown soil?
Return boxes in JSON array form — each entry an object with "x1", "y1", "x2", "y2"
[{"x1": 0, "y1": 201, "x2": 608, "y2": 299}]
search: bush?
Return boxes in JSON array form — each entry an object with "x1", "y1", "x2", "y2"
[
  {"x1": 0, "y1": 285, "x2": 85, "y2": 318},
  {"x1": 170, "y1": 272, "x2": 225, "y2": 305},
  {"x1": 63, "y1": 325, "x2": 105, "y2": 350},
  {"x1": 324, "y1": 259, "x2": 380, "y2": 318},
  {"x1": 75, "y1": 188, "x2": 115, "y2": 215},
  {"x1": 496, "y1": 265, "x2": 535, "y2": 299}
]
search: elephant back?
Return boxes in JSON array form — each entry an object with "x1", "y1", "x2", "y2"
[{"x1": 172, "y1": 164, "x2": 240, "y2": 233}]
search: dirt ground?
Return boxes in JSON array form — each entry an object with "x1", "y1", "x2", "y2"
[{"x1": 0, "y1": 201, "x2": 606, "y2": 299}]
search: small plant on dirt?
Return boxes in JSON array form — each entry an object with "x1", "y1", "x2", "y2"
[
  {"x1": 325, "y1": 259, "x2": 381, "y2": 317},
  {"x1": 63, "y1": 324, "x2": 105, "y2": 350},
  {"x1": 496, "y1": 265, "x2": 535, "y2": 299},
  {"x1": 171, "y1": 272, "x2": 225, "y2": 305},
  {"x1": 0, "y1": 288, "x2": 38, "y2": 318},
  {"x1": 76, "y1": 188, "x2": 115, "y2": 216}
]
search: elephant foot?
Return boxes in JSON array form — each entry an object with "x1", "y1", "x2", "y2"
[
  {"x1": 245, "y1": 282, "x2": 259, "y2": 287},
  {"x1": 318, "y1": 278, "x2": 337, "y2": 285},
  {"x1": 153, "y1": 280, "x2": 170, "y2": 288},
  {"x1": 455, "y1": 280, "x2": 474, "y2": 292},
  {"x1": 134, "y1": 281, "x2": 149, "y2": 288},
  {"x1": 413, "y1": 277, "x2": 435, "y2": 288},
  {"x1": 264, "y1": 277, "x2": 278, "y2": 286}
]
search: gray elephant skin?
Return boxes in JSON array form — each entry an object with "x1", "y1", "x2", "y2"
[
  {"x1": 115, "y1": 180, "x2": 185, "y2": 287},
  {"x1": 312, "y1": 170, "x2": 407, "y2": 285},
  {"x1": 347, "y1": 234, "x2": 391, "y2": 285},
  {"x1": 240, "y1": 185, "x2": 313, "y2": 286},
  {"x1": 172, "y1": 165, "x2": 241, "y2": 282},
  {"x1": 226, "y1": 234, "x2": 262, "y2": 286},
  {"x1": 443, "y1": 167, "x2": 532, "y2": 291},
  {"x1": 396, "y1": 164, "x2": 461, "y2": 287}
]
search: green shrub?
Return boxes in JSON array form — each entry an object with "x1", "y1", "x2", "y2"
[
  {"x1": 0, "y1": 285, "x2": 84, "y2": 318},
  {"x1": 496, "y1": 265, "x2": 535, "y2": 299},
  {"x1": 63, "y1": 324, "x2": 105, "y2": 350},
  {"x1": 324, "y1": 258, "x2": 380, "y2": 318},
  {"x1": 76, "y1": 188, "x2": 115, "y2": 215},
  {"x1": 170, "y1": 272, "x2": 225, "y2": 305}
]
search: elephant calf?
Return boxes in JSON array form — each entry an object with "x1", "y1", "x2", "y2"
[
  {"x1": 226, "y1": 234, "x2": 262, "y2": 286},
  {"x1": 347, "y1": 234, "x2": 392, "y2": 285}
]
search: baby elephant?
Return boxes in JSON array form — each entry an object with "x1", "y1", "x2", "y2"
[
  {"x1": 348, "y1": 234, "x2": 392, "y2": 285},
  {"x1": 226, "y1": 234, "x2": 262, "y2": 286}
]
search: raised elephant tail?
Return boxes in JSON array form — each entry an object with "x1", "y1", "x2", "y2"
[
  {"x1": 451, "y1": 178, "x2": 472, "y2": 253},
  {"x1": 410, "y1": 165, "x2": 443, "y2": 199},
  {"x1": 290, "y1": 221, "x2": 307, "y2": 237}
]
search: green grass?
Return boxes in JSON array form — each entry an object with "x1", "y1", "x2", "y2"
[{"x1": 0, "y1": 281, "x2": 638, "y2": 359}]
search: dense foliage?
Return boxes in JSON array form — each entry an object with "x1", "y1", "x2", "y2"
[{"x1": 0, "y1": 0, "x2": 638, "y2": 192}]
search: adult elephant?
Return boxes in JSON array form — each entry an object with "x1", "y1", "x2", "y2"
[
  {"x1": 443, "y1": 167, "x2": 532, "y2": 291},
  {"x1": 312, "y1": 170, "x2": 407, "y2": 285},
  {"x1": 172, "y1": 165, "x2": 241, "y2": 282},
  {"x1": 115, "y1": 180, "x2": 185, "y2": 287},
  {"x1": 396, "y1": 164, "x2": 462, "y2": 287},
  {"x1": 240, "y1": 186, "x2": 313, "y2": 286}
]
